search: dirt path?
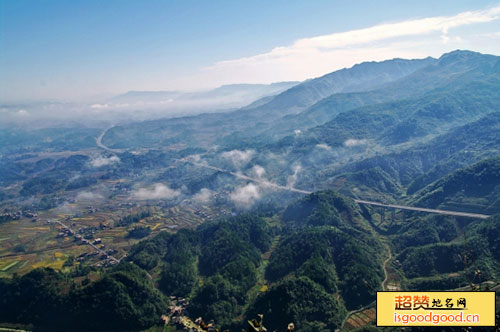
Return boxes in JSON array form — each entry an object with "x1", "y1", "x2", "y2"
[
  {"x1": 340, "y1": 241, "x2": 392, "y2": 330},
  {"x1": 381, "y1": 242, "x2": 392, "y2": 291}
]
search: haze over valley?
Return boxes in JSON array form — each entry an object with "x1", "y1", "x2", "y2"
[{"x1": 1, "y1": 1, "x2": 500, "y2": 331}]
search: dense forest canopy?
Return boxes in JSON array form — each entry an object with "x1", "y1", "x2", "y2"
[{"x1": 1, "y1": 50, "x2": 500, "y2": 331}]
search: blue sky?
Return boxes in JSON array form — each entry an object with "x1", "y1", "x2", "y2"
[{"x1": 1, "y1": 0, "x2": 500, "y2": 101}]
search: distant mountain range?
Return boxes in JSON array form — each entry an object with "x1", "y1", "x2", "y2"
[
  {"x1": 101, "y1": 54, "x2": 437, "y2": 148},
  {"x1": 101, "y1": 50, "x2": 500, "y2": 209},
  {"x1": 110, "y1": 82, "x2": 300, "y2": 111},
  {"x1": 247, "y1": 56, "x2": 436, "y2": 113},
  {"x1": 0, "y1": 82, "x2": 300, "y2": 128},
  {"x1": 3, "y1": 49, "x2": 500, "y2": 332}
]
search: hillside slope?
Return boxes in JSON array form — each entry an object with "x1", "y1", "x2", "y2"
[
  {"x1": 102, "y1": 57, "x2": 436, "y2": 149},
  {"x1": 411, "y1": 156, "x2": 500, "y2": 214}
]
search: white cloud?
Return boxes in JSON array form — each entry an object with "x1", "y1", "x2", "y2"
[
  {"x1": 76, "y1": 191, "x2": 103, "y2": 201},
  {"x1": 290, "y1": 7, "x2": 500, "y2": 50},
  {"x1": 188, "y1": 154, "x2": 202, "y2": 163},
  {"x1": 475, "y1": 31, "x2": 500, "y2": 37},
  {"x1": 91, "y1": 155, "x2": 120, "y2": 167},
  {"x1": 249, "y1": 165, "x2": 266, "y2": 179},
  {"x1": 192, "y1": 188, "x2": 213, "y2": 204},
  {"x1": 230, "y1": 183, "x2": 261, "y2": 208},
  {"x1": 173, "y1": 4, "x2": 500, "y2": 89},
  {"x1": 131, "y1": 183, "x2": 180, "y2": 200},
  {"x1": 90, "y1": 103, "x2": 109, "y2": 109},
  {"x1": 441, "y1": 34, "x2": 451, "y2": 44},
  {"x1": 287, "y1": 165, "x2": 302, "y2": 188},
  {"x1": 344, "y1": 138, "x2": 368, "y2": 147},
  {"x1": 17, "y1": 109, "x2": 29, "y2": 116},
  {"x1": 221, "y1": 149, "x2": 255, "y2": 168},
  {"x1": 56, "y1": 202, "x2": 78, "y2": 215},
  {"x1": 215, "y1": 5, "x2": 499, "y2": 63},
  {"x1": 316, "y1": 143, "x2": 331, "y2": 150}
]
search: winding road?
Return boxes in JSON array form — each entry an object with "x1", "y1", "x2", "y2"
[
  {"x1": 339, "y1": 242, "x2": 392, "y2": 331},
  {"x1": 96, "y1": 127, "x2": 491, "y2": 220},
  {"x1": 380, "y1": 243, "x2": 392, "y2": 291},
  {"x1": 180, "y1": 158, "x2": 492, "y2": 330},
  {"x1": 180, "y1": 158, "x2": 491, "y2": 220},
  {"x1": 95, "y1": 132, "x2": 493, "y2": 330},
  {"x1": 96, "y1": 125, "x2": 491, "y2": 221},
  {"x1": 183, "y1": 159, "x2": 312, "y2": 194},
  {"x1": 96, "y1": 127, "x2": 122, "y2": 153}
]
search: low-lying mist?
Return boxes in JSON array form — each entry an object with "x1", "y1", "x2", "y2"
[{"x1": 0, "y1": 82, "x2": 298, "y2": 129}]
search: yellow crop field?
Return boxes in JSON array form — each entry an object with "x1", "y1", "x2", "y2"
[
  {"x1": 22, "y1": 227, "x2": 49, "y2": 231},
  {"x1": 151, "y1": 223, "x2": 161, "y2": 230},
  {"x1": 114, "y1": 231, "x2": 128, "y2": 237},
  {"x1": 54, "y1": 252, "x2": 65, "y2": 258},
  {"x1": 32, "y1": 259, "x2": 65, "y2": 270},
  {"x1": 31, "y1": 260, "x2": 50, "y2": 269},
  {"x1": 49, "y1": 260, "x2": 65, "y2": 270},
  {"x1": 0, "y1": 260, "x2": 20, "y2": 272}
]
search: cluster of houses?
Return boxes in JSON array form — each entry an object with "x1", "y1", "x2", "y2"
[
  {"x1": 161, "y1": 304, "x2": 287, "y2": 332},
  {"x1": 194, "y1": 210, "x2": 211, "y2": 219},
  {"x1": 119, "y1": 202, "x2": 138, "y2": 208},
  {"x1": 56, "y1": 226, "x2": 74, "y2": 238},
  {"x1": 74, "y1": 225, "x2": 99, "y2": 241},
  {"x1": 94, "y1": 256, "x2": 119, "y2": 267},
  {"x1": 86, "y1": 205, "x2": 97, "y2": 214},
  {"x1": 167, "y1": 296, "x2": 189, "y2": 321},
  {"x1": 76, "y1": 247, "x2": 119, "y2": 267},
  {"x1": 192, "y1": 206, "x2": 231, "y2": 222},
  {"x1": 49, "y1": 218, "x2": 120, "y2": 267},
  {"x1": 54, "y1": 224, "x2": 96, "y2": 242},
  {"x1": 0, "y1": 210, "x2": 38, "y2": 223},
  {"x1": 76, "y1": 250, "x2": 102, "y2": 261},
  {"x1": 0, "y1": 211, "x2": 22, "y2": 222},
  {"x1": 160, "y1": 296, "x2": 217, "y2": 332}
]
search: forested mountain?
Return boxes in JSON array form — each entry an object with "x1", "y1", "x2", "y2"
[
  {"x1": 278, "y1": 51, "x2": 500, "y2": 148},
  {"x1": 101, "y1": 50, "x2": 498, "y2": 150},
  {"x1": 0, "y1": 264, "x2": 168, "y2": 331},
  {"x1": 2, "y1": 50, "x2": 500, "y2": 332},
  {"x1": 121, "y1": 191, "x2": 382, "y2": 331},
  {"x1": 100, "y1": 56, "x2": 435, "y2": 149},
  {"x1": 391, "y1": 214, "x2": 500, "y2": 291},
  {"x1": 266, "y1": 50, "x2": 498, "y2": 136},
  {"x1": 127, "y1": 214, "x2": 274, "y2": 328},
  {"x1": 315, "y1": 112, "x2": 500, "y2": 200},
  {"x1": 410, "y1": 156, "x2": 500, "y2": 214},
  {"x1": 243, "y1": 57, "x2": 435, "y2": 112}
]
